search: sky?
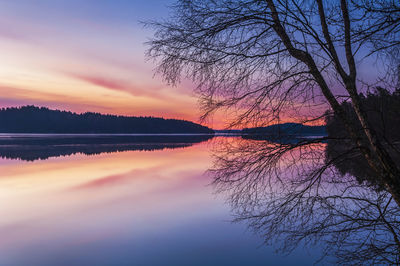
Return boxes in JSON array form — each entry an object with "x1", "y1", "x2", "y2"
[
  {"x1": 0, "y1": 1, "x2": 383, "y2": 129},
  {"x1": 0, "y1": 0, "x2": 215, "y2": 126}
]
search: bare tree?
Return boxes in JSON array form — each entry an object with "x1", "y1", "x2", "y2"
[
  {"x1": 205, "y1": 89, "x2": 400, "y2": 264},
  {"x1": 147, "y1": 1, "x2": 400, "y2": 263},
  {"x1": 351, "y1": 0, "x2": 400, "y2": 65},
  {"x1": 147, "y1": 0, "x2": 400, "y2": 205}
]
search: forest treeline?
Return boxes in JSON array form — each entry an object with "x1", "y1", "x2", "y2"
[
  {"x1": 242, "y1": 123, "x2": 327, "y2": 136},
  {"x1": 326, "y1": 88, "x2": 400, "y2": 187},
  {"x1": 0, "y1": 106, "x2": 214, "y2": 134},
  {"x1": 326, "y1": 87, "x2": 400, "y2": 142}
]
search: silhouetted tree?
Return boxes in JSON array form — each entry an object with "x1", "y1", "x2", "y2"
[
  {"x1": 147, "y1": 1, "x2": 400, "y2": 263},
  {"x1": 147, "y1": 0, "x2": 400, "y2": 205}
]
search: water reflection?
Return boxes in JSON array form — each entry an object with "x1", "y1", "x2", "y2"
[
  {"x1": 210, "y1": 136, "x2": 400, "y2": 265},
  {"x1": 0, "y1": 134, "x2": 214, "y2": 161},
  {"x1": 0, "y1": 136, "x2": 320, "y2": 266},
  {"x1": 2, "y1": 133, "x2": 394, "y2": 265}
]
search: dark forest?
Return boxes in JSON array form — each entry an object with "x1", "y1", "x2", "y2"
[{"x1": 0, "y1": 106, "x2": 214, "y2": 134}]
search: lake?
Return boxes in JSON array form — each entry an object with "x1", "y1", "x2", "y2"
[{"x1": 0, "y1": 135, "x2": 321, "y2": 266}]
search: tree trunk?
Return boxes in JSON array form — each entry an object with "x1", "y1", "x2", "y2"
[
  {"x1": 268, "y1": 0, "x2": 400, "y2": 206},
  {"x1": 347, "y1": 81, "x2": 400, "y2": 205}
]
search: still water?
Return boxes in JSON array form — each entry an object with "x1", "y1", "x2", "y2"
[{"x1": 0, "y1": 136, "x2": 319, "y2": 266}]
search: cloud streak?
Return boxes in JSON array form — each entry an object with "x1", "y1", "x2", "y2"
[{"x1": 66, "y1": 72, "x2": 170, "y2": 100}]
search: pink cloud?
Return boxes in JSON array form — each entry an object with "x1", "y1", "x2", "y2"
[
  {"x1": 72, "y1": 74, "x2": 131, "y2": 93},
  {"x1": 66, "y1": 72, "x2": 169, "y2": 100}
]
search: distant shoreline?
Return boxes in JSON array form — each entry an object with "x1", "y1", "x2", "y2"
[
  {"x1": 0, "y1": 133, "x2": 216, "y2": 137},
  {"x1": 0, "y1": 106, "x2": 214, "y2": 134}
]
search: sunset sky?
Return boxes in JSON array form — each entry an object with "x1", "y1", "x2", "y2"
[
  {"x1": 0, "y1": 1, "x2": 214, "y2": 125},
  {"x1": 0, "y1": 1, "x2": 382, "y2": 129}
]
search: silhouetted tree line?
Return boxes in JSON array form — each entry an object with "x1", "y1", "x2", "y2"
[
  {"x1": 326, "y1": 88, "x2": 400, "y2": 188},
  {"x1": 242, "y1": 123, "x2": 326, "y2": 136},
  {"x1": 0, "y1": 106, "x2": 214, "y2": 134}
]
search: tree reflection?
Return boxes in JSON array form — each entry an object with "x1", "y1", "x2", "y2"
[
  {"x1": 211, "y1": 137, "x2": 400, "y2": 265},
  {"x1": 0, "y1": 135, "x2": 213, "y2": 161}
]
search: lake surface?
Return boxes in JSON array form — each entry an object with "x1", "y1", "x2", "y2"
[{"x1": 0, "y1": 136, "x2": 321, "y2": 266}]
